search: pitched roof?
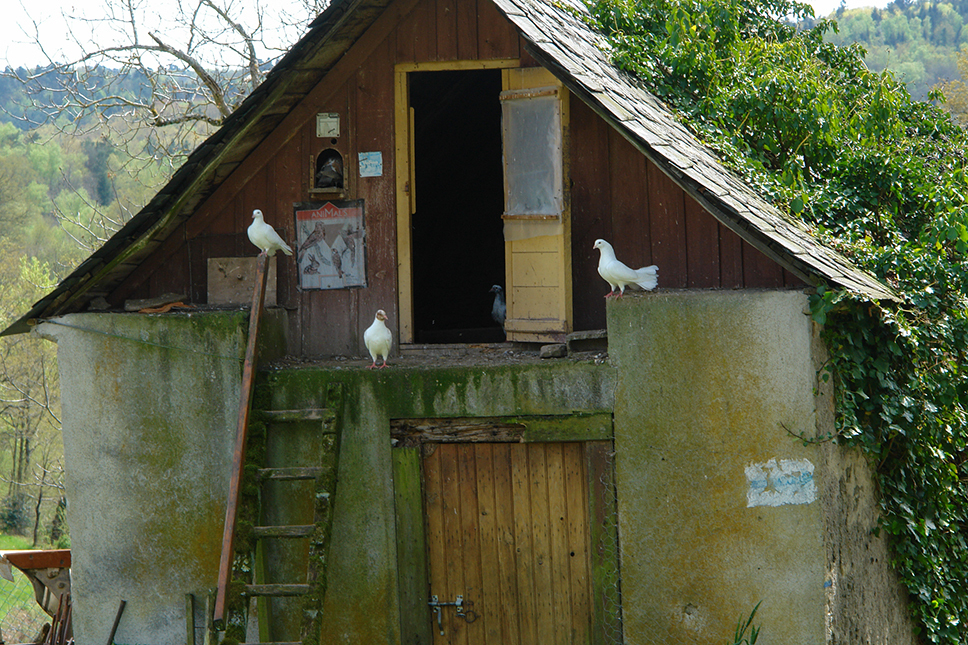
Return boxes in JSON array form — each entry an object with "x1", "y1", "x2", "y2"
[
  {"x1": 2, "y1": 0, "x2": 895, "y2": 336},
  {"x1": 494, "y1": 0, "x2": 896, "y2": 302}
]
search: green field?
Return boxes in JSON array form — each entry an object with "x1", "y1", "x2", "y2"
[
  {"x1": 0, "y1": 535, "x2": 33, "y2": 550},
  {"x1": 0, "y1": 538, "x2": 56, "y2": 643}
]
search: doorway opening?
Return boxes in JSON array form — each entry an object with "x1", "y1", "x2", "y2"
[{"x1": 409, "y1": 69, "x2": 505, "y2": 343}]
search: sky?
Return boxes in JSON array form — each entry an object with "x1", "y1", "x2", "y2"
[
  {"x1": 811, "y1": 0, "x2": 892, "y2": 16},
  {"x1": 2, "y1": 0, "x2": 893, "y2": 69},
  {"x1": 3, "y1": 0, "x2": 316, "y2": 68}
]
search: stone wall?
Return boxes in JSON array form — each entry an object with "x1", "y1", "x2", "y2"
[{"x1": 38, "y1": 312, "x2": 248, "y2": 645}]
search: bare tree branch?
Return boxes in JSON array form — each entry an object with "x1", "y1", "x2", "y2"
[{"x1": 3, "y1": 0, "x2": 325, "y2": 241}]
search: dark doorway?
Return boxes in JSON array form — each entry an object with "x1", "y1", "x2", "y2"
[{"x1": 410, "y1": 69, "x2": 506, "y2": 343}]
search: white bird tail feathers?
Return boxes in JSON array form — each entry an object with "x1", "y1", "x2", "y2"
[{"x1": 631, "y1": 265, "x2": 659, "y2": 291}]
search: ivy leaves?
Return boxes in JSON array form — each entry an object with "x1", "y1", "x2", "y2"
[{"x1": 587, "y1": 0, "x2": 968, "y2": 641}]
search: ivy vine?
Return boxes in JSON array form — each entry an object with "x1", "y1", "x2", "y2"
[{"x1": 581, "y1": 0, "x2": 968, "y2": 641}]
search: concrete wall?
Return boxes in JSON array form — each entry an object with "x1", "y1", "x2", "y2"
[
  {"x1": 37, "y1": 312, "x2": 248, "y2": 645},
  {"x1": 35, "y1": 290, "x2": 914, "y2": 644},
  {"x1": 607, "y1": 289, "x2": 915, "y2": 645},
  {"x1": 37, "y1": 310, "x2": 616, "y2": 644},
  {"x1": 258, "y1": 361, "x2": 617, "y2": 644},
  {"x1": 811, "y1": 322, "x2": 916, "y2": 645}
]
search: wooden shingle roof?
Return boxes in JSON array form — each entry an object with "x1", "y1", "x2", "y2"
[
  {"x1": 494, "y1": 0, "x2": 896, "y2": 301},
  {"x1": 2, "y1": 0, "x2": 894, "y2": 336}
]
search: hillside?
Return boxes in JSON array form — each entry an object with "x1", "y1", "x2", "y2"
[{"x1": 806, "y1": 0, "x2": 968, "y2": 100}]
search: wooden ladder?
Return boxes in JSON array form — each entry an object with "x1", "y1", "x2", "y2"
[
  {"x1": 206, "y1": 254, "x2": 341, "y2": 645},
  {"x1": 236, "y1": 402, "x2": 341, "y2": 645}
]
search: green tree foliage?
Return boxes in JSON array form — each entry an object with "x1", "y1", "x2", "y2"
[
  {"x1": 585, "y1": 0, "x2": 968, "y2": 640},
  {"x1": 0, "y1": 124, "x2": 93, "y2": 548},
  {"x1": 937, "y1": 47, "x2": 968, "y2": 123},
  {"x1": 815, "y1": 1, "x2": 968, "y2": 100}
]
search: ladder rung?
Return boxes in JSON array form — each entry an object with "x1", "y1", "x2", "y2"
[
  {"x1": 257, "y1": 467, "x2": 323, "y2": 481},
  {"x1": 253, "y1": 409, "x2": 333, "y2": 422},
  {"x1": 252, "y1": 525, "x2": 315, "y2": 539},
  {"x1": 245, "y1": 584, "x2": 311, "y2": 597}
]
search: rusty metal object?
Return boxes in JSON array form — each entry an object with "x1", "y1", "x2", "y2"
[
  {"x1": 1, "y1": 550, "x2": 71, "y2": 621},
  {"x1": 41, "y1": 592, "x2": 71, "y2": 645},
  {"x1": 105, "y1": 600, "x2": 125, "y2": 645},
  {"x1": 214, "y1": 253, "x2": 269, "y2": 625}
]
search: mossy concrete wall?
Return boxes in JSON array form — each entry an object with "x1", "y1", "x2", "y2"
[
  {"x1": 37, "y1": 309, "x2": 616, "y2": 645},
  {"x1": 607, "y1": 289, "x2": 914, "y2": 645},
  {"x1": 35, "y1": 291, "x2": 914, "y2": 645},
  {"x1": 258, "y1": 361, "x2": 616, "y2": 644},
  {"x1": 36, "y1": 311, "x2": 254, "y2": 645}
]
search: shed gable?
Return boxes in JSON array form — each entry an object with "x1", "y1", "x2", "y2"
[{"x1": 98, "y1": 0, "x2": 805, "y2": 355}]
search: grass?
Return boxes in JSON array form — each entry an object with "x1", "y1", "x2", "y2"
[
  {"x1": 0, "y1": 534, "x2": 52, "y2": 643},
  {"x1": 0, "y1": 534, "x2": 34, "y2": 550}
]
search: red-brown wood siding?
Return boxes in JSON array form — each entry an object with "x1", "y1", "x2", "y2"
[
  {"x1": 569, "y1": 99, "x2": 804, "y2": 331},
  {"x1": 113, "y1": 0, "x2": 804, "y2": 354}
]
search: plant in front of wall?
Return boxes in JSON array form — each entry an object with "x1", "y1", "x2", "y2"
[
  {"x1": 583, "y1": 0, "x2": 968, "y2": 641},
  {"x1": 728, "y1": 601, "x2": 761, "y2": 645}
]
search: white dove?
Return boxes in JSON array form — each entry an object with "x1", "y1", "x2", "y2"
[
  {"x1": 364, "y1": 309, "x2": 392, "y2": 369},
  {"x1": 247, "y1": 209, "x2": 293, "y2": 257},
  {"x1": 593, "y1": 238, "x2": 658, "y2": 297}
]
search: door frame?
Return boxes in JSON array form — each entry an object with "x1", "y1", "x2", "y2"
[
  {"x1": 394, "y1": 59, "x2": 520, "y2": 344},
  {"x1": 390, "y1": 414, "x2": 622, "y2": 644}
]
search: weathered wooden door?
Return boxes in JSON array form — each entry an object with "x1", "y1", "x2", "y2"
[
  {"x1": 500, "y1": 67, "x2": 573, "y2": 343},
  {"x1": 422, "y1": 442, "x2": 592, "y2": 645}
]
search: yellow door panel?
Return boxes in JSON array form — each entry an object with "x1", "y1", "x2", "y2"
[
  {"x1": 501, "y1": 68, "x2": 572, "y2": 342},
  {"x1": 510, "y1": 250, "x2": 562, "y2": 287}
]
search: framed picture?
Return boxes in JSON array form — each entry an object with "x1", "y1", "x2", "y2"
[{"x1": 294, "y1": 200, "x2": 366, "y2": 290}]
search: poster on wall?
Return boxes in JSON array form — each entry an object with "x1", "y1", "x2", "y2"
[{"x1": 294, "y1": 200, "x2": 366, "y2": 290}]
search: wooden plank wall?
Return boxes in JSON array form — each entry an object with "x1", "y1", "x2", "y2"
[
  {"x1": 569, "y1": 99, "x2": 802, "y2": 331},
  {"x1": 117, "y1": 0, "x2": 523, "y2": 358},
  {"x1": 115, "y1": 0, "x2": 803, "y2": 355}
]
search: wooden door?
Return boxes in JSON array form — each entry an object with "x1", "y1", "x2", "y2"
[
  {"x1": 422, "y1": 442, "x2": 592, "y2": 645},
  {"x1": 500, "y1": 67, "x2": 573, "y2": 343}
]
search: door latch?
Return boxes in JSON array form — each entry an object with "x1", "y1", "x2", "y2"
[{"x1": 428, "y1": 594, "x2": 478, "y2": 635}]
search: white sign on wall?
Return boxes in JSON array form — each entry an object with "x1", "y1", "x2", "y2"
[{"x1": 745, "y1": 458, "x2": 817, "y2": 507}]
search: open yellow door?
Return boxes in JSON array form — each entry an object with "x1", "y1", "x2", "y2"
[{"x1": 501, "y1": 68, "x2": 572, "y2": 343}]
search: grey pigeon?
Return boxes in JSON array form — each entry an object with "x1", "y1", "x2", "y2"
[
  {"x1": 364, "y1": 309, "x2": 392, "y2": 369},
  {"x1": 248, "y1": 209, "x2": 293, "y2": 257},
  {"x1": 593, "y1": 238, "x2": 658, "y2": 297},
  {"x1": 490, "y1": 285, "x2": 506, "y2": 327},
  {"x1": 315, "y1": 156, "x2": 343, "y2": 188}
]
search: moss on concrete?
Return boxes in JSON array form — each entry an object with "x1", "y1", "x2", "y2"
[
  {"x1": 249, "y1": 359, "x2": 615, "y2": 644},
  {"x1": 607, "y1": 290, "x2": 825, "y2": 645}
]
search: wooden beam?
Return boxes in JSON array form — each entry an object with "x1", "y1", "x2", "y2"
[
  {"x1": 2, "y1": 550, "x2": 71, "y2": 570},
  {"x1": 390, "y1": 413, "x2": 613, "y2": 446},
  {"x1": 213, "y1": 253, "x2": 269, "y2": 627}
]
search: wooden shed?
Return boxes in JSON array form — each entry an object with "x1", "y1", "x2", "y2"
[
  {"x1": 3, "y1": 0, "x2": 915, "y2": 644},
  {"x1": 3, "y1": 0, "x2": 890, "y2": 348}
]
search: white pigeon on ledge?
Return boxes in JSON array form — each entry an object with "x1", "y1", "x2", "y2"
[
  {"x1": 248, "y1": 209, "x2": 293, "y2": 257},
  {"x1": 364, "y1": 309, "x2": 392, "y2": 369},
  {"x1": 593, "y1": 238, "x2": 658, "y2": 297}
]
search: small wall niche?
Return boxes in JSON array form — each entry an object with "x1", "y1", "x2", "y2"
[{"x1": 310, "y1": 148, "x2": 345, "y2": 197}]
